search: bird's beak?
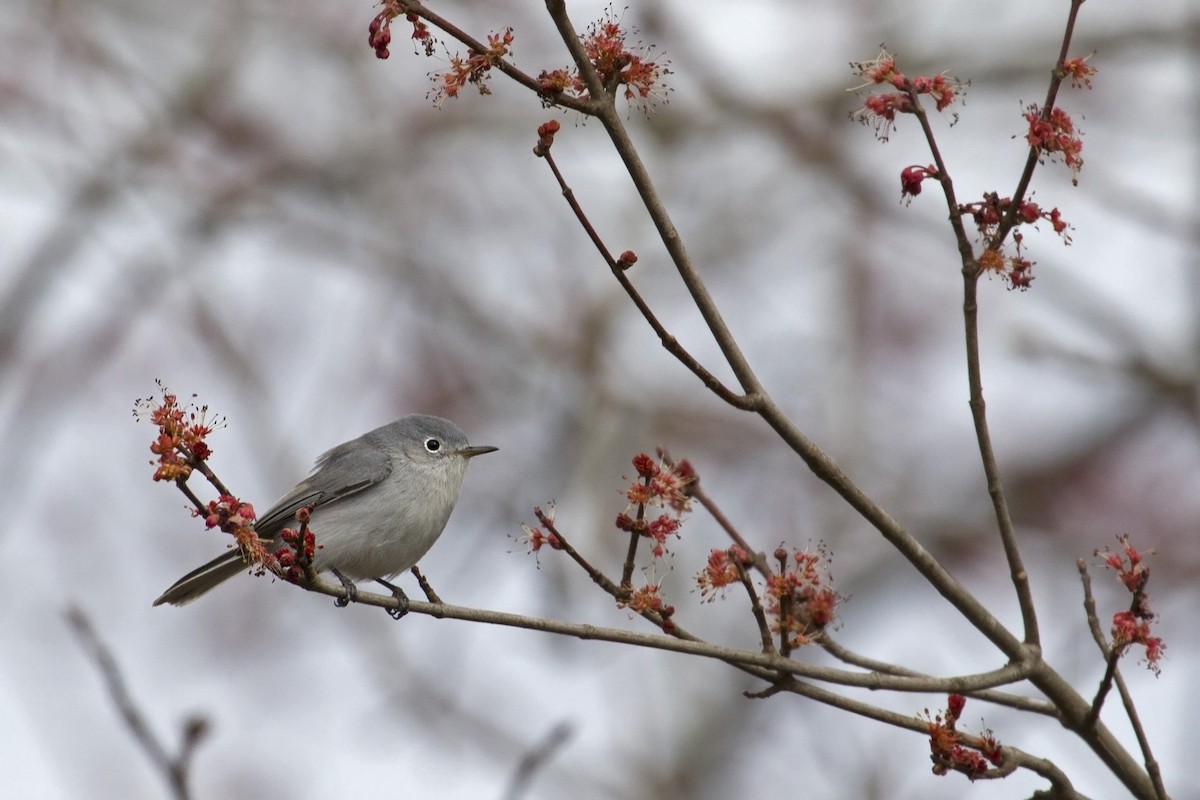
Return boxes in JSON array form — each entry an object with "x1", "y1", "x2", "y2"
[{"x1": 459, "y1": 444, "x2": 499, "y2": 459}]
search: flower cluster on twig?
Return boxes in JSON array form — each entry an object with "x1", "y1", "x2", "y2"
[
  {"x1": 924, "y1": 694, "x2": 1004, "y2": 780},
  {"x1": 1096, "y1": 535, "x2": 1164, "y2": 674}
]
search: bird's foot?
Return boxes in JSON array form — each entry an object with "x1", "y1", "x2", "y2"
[
  {"x1": 375, "y1": 578, "x2": 410, "y2": 620},
  {"x1": 331, "y1": 569, "x2": 358, "y2": 607}
]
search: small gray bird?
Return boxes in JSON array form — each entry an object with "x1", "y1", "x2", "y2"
[{"x1": 153, "y1": 415, "x2": 497, "y2": 612}]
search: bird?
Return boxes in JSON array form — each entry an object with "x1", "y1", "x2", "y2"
[{"x1": 153, "y1": 414, "x2": 497, "y2": 615}]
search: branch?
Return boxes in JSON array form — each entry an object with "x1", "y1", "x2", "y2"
[
  {"x1": 904, "y1": 68, "x2": 1040, "y2": 651},
  {"x1": 397, "y1": 0, "x2": 595, "y2": 114},
  {"x1": 544, "y1": 0, "x2": 766, "y2": 405},
  {"x1": 502, "y1": 721, "x2": 573, "y2": 800},
  {"x1": 295, "y1": 573, "x2": 1033, "y2": 694},
  {"x1": 536, "y1": 147, "x2": 754, "y2": 408},
  {"x1": 991, "y1": 0, "x2": 1088, "y2": 247},
  {"x1": 1077, "y1": 561, "x2": 1169, "y2": 799},
  {"x1": 67, "y1": 607, "x2": 206, "y2": 800}
]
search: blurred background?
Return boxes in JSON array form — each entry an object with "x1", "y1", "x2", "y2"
[{"x1": 1, "y1": 0, "x2": 1197, "y2": 797}]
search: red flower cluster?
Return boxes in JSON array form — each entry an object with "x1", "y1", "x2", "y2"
[
  {"x1": 616, "y1": 453, "x2": 696, "y2": 557},
  {"x1": 367, "y1": 3, "x2": 433, "y2": 60},
  {"x1": 196, "y1": 495, "x2": 273, "y2": 575},
  {"x1": 1097, "y1": 535, "x2": 1165, "y2": 674},
  {"x1": 275, "y1": 514, "x2": 318, "y2": 584},
  {"x1": 695, "y1": 546, "x2": 751, "y2": 601},
  {"x1": 517, "y1": 503, "x2": 563, "y2": 563},
  {"x1": 533, "y1": 119, "x2": 560, "y2": 157},
  {"x1": 1023, "y1": 104, "x2": 1084, "y2": 184},
  {"x1": 429, "y1": 28, "x2": 514, "y2": 105},
  {"x1": 136, "y1": 383, "x2": 222, "y2": 482},
  {"x1": 367, "y1": 10, "x2": 393, "y2": 59},
  {"x1": 764, "y1": 546, "x2": 841, "y2": 648},
  {"x1": 925, "y1": 694, "x2": 1003, "y2": 780},
  {"x1": 537, "y1": 11, "x2": 672, "y2": 110},
  {"x1": 965, "y1": 193, "x2": 1070, "y2": 241},
  {"x1": 849, "y1": 48, "x2": 966, "y2": 139},
  {"x1": 900, "y1": 164, "x2": 938, "y2": 200},
  {"x1": 1060, "y1": 54, "x2": 1097, "y2": 89},
  {"x1": 199, "y1": 494, "x2": 256, "y2": 534},
  {"x1": 963, "y1": 193, "x2": 1072, "y2": 290}
]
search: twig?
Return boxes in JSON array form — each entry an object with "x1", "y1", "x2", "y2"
[
  {"x1": 67, "y1": 607, "x2": 206, "y2": 800},
  {"x1": 904, "y1": 67, "x2": 1041, "y2": 651},
  {"x1": 397, "y1": 0, "x2": 595, "y2": 114},
  {"x1": 172, "y1": 477, "x2": 207, "y2": 516},
  {"x1": 991, "y1": 0, "x2": 1089, "y2": 247},
  {"x1": 618, "y1": 481, "x2": 647, "y2": 591},
  {"x1": 658, "y1": 447, "x2": 772, "y2": 577},
  {"x1": 501, "y1": 721, "x2": 573, "y2": 800},
  {"x1": 295, "y1": 572, "x2": 1036, "y2": 693},
  {"x1": 544, "y1": 0, "x2": 766, "y2": 406},
  {"x1": 412, "y1": 565, "x2": 443, "y2": 604},
  {"x1": 541, "y1": 0, "x2": 1038, "y2": 675},
  {"x1": 1077, "y1": 559, "x2": 1119, "y2": 726},
  {"x1": 733, "y1": 559, "x2": 777, "y2": 656},
  {"x1": 1077, "y1": 561, "x2": 1168, "y2": 799},
  {"x1": 536, "y1": 147, "x2": 753, "y2": 408},
  {"x1": 185, "y1": 451, "x2": 231, "y2": 498}
]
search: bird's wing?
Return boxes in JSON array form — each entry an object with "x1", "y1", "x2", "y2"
[{"x1": 253, "y1": 437, "x2": 393, "y2": 538}]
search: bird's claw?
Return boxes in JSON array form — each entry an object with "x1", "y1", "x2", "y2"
[
  {"x1": 376, "y1": 578, "x2": 410, "y2": 620},
  {"x1": 331, "y1": 569, "x2": 358, "y2": 608}
]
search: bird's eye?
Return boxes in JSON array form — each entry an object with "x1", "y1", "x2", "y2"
[{"x1": 424, "y1": 437, "x2": 442, "y2": 453}]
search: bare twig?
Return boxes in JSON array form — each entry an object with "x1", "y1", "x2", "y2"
[
  {"x1": 733, "y1": 559, "x2": 777, "y2": 656},
  {"x1": 536, "y1": 148, "x2": 753, "y2": 408},
  {"x1": 501, "y1": 721, "x2": 573, "y2": 800},
  {"x1": 412, "y1": 565, "x2": 443, "y2": 604},
  {"x1": 67, "y1": 607, "x2": 206, "y2": 800},
  {"x1": 618, "y1": 480, "x2": 647, "y2": 591}
]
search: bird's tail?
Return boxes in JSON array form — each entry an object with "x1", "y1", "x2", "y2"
[{"x1": 153, "y1": 550, "x2": 251, "y2": 606}]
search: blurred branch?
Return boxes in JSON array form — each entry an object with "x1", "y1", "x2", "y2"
[
  {"x1": 66, "y1": 607, "x2": 207, "y2": 800},
  {"x1": 501, "y1": 721, "x2": 573, "y2": 800}
]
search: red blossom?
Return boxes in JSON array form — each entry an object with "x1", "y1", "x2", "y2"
[
  {"x1": 367, "y1": 7, "x2": 399, "y2": 60},
  {"x1": 621, "y1": 454, "x2": 695, "y2": 516},
  {"x1": 427, "y1": 28, "x2": 514, "y2": 105},
  {"x1": 135, "y1": 383, "x2": 224, "y2": 482},
  {"x1": 696, "y1": 547, "x2": 742, "y2": 601},
  {"x1": 1061, "y1": 54, "x2": 1097, "y2": 89},
  {"x1": 850, "y1": 48, "x2": 964, "y2": 140},
  {"x1": 762, "y1": 545, "x2": 840, "y2": 648},
  {"x1": 924, "y1": 696, "x2": 1001, "y2": 780},
  {"x1": 620, "y1": 581, "x2": 664, "y2": 614},
  {"x1": 947, "y1": 693, "x2": 966, "y2": 720},
  {"x1": 199, "y1": 495, "x2": 256, "y2": 533},
  {"x1": 900, "y1": 164, "x2": 937, "y2": 199},
  {"x1": 536, "y1": 11, "x2": 671, "y2": 110},
  {"x1": 632, "y1": 452, "x2": 658, "y2": 478},
  {"x1": 1024, "y1": 104, "x2": 1084, "y2": 183},
  {"x1": 851, "y1": 48, "x2": 903, "y2": 86},
  {"x1": 1007, "y1": 256, "x2": 1034, "y2": 291},
  {"x1": 1096, "y1": 535, "x2": 1165, "y2": 674}
]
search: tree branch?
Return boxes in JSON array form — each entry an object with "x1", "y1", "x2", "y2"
[{"x1": 67, "y1": 607, "x2": 206, "y2": 800}]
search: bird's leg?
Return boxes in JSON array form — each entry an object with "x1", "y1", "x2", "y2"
[
  {"x1": 330, "y1": 568, "x2": 358, "y2": 607},
  {"x1": 375, "y1": 578, "x2": 410, "y2": 620}
]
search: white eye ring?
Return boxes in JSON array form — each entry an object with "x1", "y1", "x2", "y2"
[{"x1": 424, "y1": 437, "x2": 442, "y2": 453}]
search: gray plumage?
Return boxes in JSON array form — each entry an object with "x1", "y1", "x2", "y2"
[{"x1": 153, "y1": 415, "x2": 497, "y2": 606}]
